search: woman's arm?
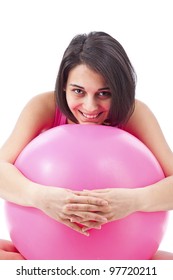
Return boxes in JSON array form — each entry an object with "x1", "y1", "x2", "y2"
[
  {"x1": 0, "y1": 92, "x2": 107, "y2": 234},
  {"x1": 124, "y1": 100, "x2": 173, "y2": 177},
  {"x1": 68, "y1": 100, "x2": 173, "y2": 224},
  {"x1": 124, "y1": 99, "x2": 173, "y2": 212},
  {"x1": 0, "y1": 92, "x2": 56, "y2": 206}
]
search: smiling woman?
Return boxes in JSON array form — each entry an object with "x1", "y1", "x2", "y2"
[
  {"x1": 0, "y1": 31, "x2": 173, "y2": 259},
  {"x1": 65, "y1": 65, "x2": 112, "y2": 125},
  {"x1": 55, "y1": 32, "x2": 135, "y2": 127}
]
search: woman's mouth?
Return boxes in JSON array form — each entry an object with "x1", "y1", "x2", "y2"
[{"x1": 78, "y1": 110, "x2": 102, "y2": 119}]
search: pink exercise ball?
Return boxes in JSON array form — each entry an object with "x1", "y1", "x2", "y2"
[{"x1": 5, "y1": 125, "x2": 168, "y2": 260}]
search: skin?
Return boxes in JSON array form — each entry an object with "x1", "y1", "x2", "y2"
[
  {"x1": 0, "y1": 240, "x2": 25, "y2": 260},
  {"x1": 0, "y1": 64, "x2": 173, "y2": 259},
  {"x1": 65, "y1": 64, "x2": 112, "y2": 125}
]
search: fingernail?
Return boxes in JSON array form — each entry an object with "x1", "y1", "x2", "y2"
[
  {"x1": 102, "y1": 201, "x2": 108, "y2": 205},
  {"x1": 101, "y1": 218, "x2": 107, "y2": 222}
]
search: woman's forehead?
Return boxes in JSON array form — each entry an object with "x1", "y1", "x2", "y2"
[{"x1": 67, "y1": 64, "x2": 108, "y2": 89}]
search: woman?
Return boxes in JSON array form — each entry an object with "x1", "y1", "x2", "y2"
[{"x1": 0, "y1": 31, "x2": 173, "y2": 259}]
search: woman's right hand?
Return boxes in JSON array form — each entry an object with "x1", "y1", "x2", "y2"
[{"x1": 35, "y1": 186, "x2": 108, "y2": 236}]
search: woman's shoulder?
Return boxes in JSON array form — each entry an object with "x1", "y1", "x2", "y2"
[
  {"x1": 0, "y1": 91, "x2": 56, "y2": 163},
  {"x1": 134, "y1": 99, "x2": 150, "y2": 110},
  {"x1": 123, "y1": 98, "x2": 159, "y2": 138},
  {"x1": 125, "y1": 99, "x2": 153, "y2": 128},
  {"x1": 25, "y1": 91, "x2": 56, "y2": 128},
  {"x1": 29, "y1": 91, "x2": 55, "y2": 110},
  {"x1": 132, "y1": 99, "x2": 149, "y2": 111}
]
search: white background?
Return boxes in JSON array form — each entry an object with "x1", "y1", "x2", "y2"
[{"x1": 0, "y1": 0, "x2": 173, "y2": 254}]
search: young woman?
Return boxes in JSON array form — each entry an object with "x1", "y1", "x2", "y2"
[{"x1": 0, "y1": 31, "x2": 173, "y2": 259}]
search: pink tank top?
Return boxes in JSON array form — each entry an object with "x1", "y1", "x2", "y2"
[{"x1": 53, "y1": 107, "x2": 67, "y2": 127}]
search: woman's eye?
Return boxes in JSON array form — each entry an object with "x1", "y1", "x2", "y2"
[
  {"x1": 74, "y1": 89, "x2": 84, "y2": 95},
  {"x1": 98, "y1": 91, "x2": 111, "y2": 98}
]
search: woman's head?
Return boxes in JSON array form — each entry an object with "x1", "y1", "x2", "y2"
[{"x1": 55, "y1": 31, "x2": 136, "y2": 126}]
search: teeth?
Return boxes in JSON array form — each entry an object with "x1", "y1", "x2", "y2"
[{"x1": 82, "y1": 112, "x2": 99, "y2": 119}]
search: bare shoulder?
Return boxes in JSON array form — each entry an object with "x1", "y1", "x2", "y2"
[
  {"x1": 26, "y1": 91, "x2": 55, "y2": 120},
  {"x1": 124, "y1": 99, "x2": 161, "y2": 136},
  {"x1": 17, "y1": 91, "x2": 55, "y2": 130},
  {"x1": 0, "y1": 91, "x2": 56, "y2": 163},
  {"x1": 124, "y1": 99, "x2": 173, "y2": 176}
]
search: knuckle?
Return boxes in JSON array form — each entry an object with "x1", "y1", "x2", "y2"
[
  {"x1": 63, "y1": 205, "x2": 70, "y2": 213},
  {"x1": 96, "y1": 199, "x2": 102, "y2": 205},
  {"x1": 66, "y1": 197, "x2": 73, "y2": 203},
  {"x1": 83, "y1": 213, "x2": 90, "y2": 220},
  {"x1": 84, "y1": 205, "x2": 90, "y2": 211},
  {"x1": 86, "y1": 198, "x2": 91, "y2": 204},
  {"x1": 88, "y1": 221, "x2": 95, "y2": 227},
  {"x1": 59, "y1": 213, "x2": 66, "y2": 220},
  {"x1": 94, "y1": 215, "x2": 101, "y2": 221},
  {"x1": 103, "y1": 205, "x2": 110, "y2": 212}
]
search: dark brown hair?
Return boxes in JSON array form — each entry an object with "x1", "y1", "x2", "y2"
[{"x1": 55, "y1": 31, "x2": 136, "y2": 126}]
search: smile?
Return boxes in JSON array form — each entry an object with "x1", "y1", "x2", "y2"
[{"x1": 79, "y1": 110, "x2": 102, "y2": 119}]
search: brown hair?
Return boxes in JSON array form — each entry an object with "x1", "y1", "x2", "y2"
[{"x1": 55, "y1": 31, "x2": 136, "y2": 126}]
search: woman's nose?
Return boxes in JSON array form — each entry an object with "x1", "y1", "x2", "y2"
[{"x1": 83, "y1": 96, "x2": 98, "y2": 112}]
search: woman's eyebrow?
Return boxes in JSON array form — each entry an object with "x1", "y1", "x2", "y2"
[
  {"x1": 69, "y1": 84, "x2": 110, "y2": 91},
  {"x1": 69, "y1": 84, "x2": 84, "y2": 89},
  {"x1": 98, "y1": 87, "x2": 110, "y2": 91}
]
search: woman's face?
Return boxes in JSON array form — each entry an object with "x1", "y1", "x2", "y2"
[{"x1": 65, "y1": 64, "x2": 112, "y2": 125}]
